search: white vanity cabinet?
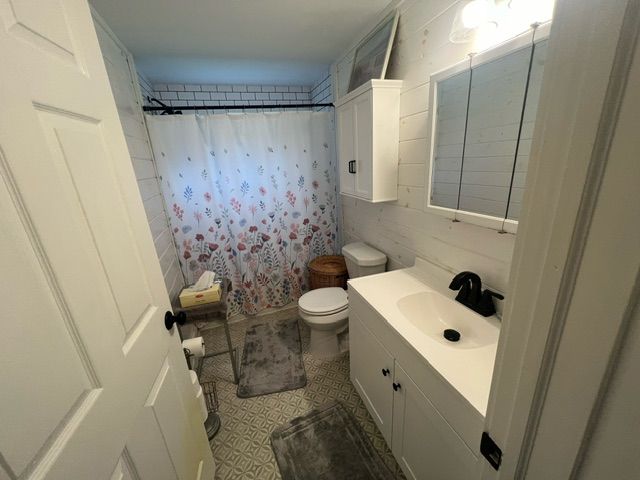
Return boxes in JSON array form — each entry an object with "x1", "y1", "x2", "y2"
[
  {"x1": 349, "y1": 290, "x2": 481, "y2": 480},
  {"x1": 336, "y1": 79, "x2": 402, "y2": 202},
  {"x1": 349, "y1": 311, "x2": 395, "y2": 443},
  {"x1": 392, "y1": 363, "x2": 478, "y2": 480}
]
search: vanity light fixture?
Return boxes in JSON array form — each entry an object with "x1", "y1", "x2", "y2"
[
  {"x1": 508, "y1": 0, "x2": 555, "y2": 24},
  {"x1": 449, "y1": 0, "x2": 497, "y2": 44}
]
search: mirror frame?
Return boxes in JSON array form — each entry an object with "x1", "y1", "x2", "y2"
[{"x1": 425, "y1": 22, "x2": 551, "y2": 233}]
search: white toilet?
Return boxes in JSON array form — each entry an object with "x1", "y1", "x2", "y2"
[{"x1": 298, "y1": 242, "x2": 387, "y2": 358}]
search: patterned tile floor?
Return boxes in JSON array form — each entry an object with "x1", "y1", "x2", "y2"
[{"x1": 199, "y1": 309, "x2": 405, "y2": 480}]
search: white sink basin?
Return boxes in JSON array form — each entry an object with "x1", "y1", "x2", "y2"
[{"x1": 397, "y1": 291, "x2": 498, "y2": 349}]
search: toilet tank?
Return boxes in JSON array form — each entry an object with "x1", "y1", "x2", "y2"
[{"x1": 342, "y1": 242, "x2": 387, "y2": 278}]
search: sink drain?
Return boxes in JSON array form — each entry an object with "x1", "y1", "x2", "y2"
[{"x1": 443, "y1": 329, "x2": 461, "y2": 342}]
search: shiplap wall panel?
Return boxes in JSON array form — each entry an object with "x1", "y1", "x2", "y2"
[
  {"x1": 143, "y1": 195, "x2": 165, "y2": 221},
  {"x1": 163, "y1": 261, "x2": 184, "y2": 302},
  {"x1": 132, "y1": 157, "x2": 157, "y2": 180},
  {"x1": 94, "y1": 17, "x2": 184, "y2": 300},
  {"x1": 334, "y1": 0, "x2": 519, "y2": 293}
]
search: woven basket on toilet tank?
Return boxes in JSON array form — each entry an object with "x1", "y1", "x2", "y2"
[{"x1": 308, "y1": 255, "x2": 348, "y2": 290}]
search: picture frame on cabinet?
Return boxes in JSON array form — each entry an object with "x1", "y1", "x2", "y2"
[{"x1": 347, "y1": 9, "x2": 399, "y2": 93}]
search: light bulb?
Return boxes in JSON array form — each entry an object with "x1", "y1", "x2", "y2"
[
  {"x1": 508, "y1": 0, "x2": 555, "y2": 23},
  {"x1": 461, "y1": 0, "x2": 491, "y2": 29}
]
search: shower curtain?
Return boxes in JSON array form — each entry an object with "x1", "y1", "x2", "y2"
[{"x1": 146, "y1": 111, "x2": 337, "y2": 316}]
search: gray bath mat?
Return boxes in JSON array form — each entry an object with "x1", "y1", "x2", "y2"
[
  {"x1": 236, "y1": 317, "x2": 306, "y2": 398},
  {"x1": 270, "y1": 401, "x2": 394, "y2": 480}
]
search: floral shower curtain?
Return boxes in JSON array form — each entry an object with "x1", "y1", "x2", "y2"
[{"x1": 146, "y1": 111, "x2": 337, "y2": 316}]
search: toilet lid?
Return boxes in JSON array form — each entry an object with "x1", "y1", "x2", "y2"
[{"x1": 299, "y1": 287, "x2": 348, "y2": 315}]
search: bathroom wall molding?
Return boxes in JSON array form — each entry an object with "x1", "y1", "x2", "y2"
[{"x1": 482, "y1": 0, "x2": 640, "y2": 478}]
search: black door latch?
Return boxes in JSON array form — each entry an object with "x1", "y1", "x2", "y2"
[{"x1": 480, "y1": 432, "x2": 502, "y2": 470}]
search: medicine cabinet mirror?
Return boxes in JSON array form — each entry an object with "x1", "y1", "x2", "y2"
[{"x1": 426, "y1": 25, "x2": 550, "y2": 232}]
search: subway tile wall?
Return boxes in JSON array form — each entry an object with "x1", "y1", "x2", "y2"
[
  {"x1": 311, "y1": 69, "x2": 333, "y2": 111},
  {"x1": 149, "y1": 83, "x2": 313, "y2": 113},
  {"x1": 138, "y1": 72, "x2": 155, "y2": 106}
]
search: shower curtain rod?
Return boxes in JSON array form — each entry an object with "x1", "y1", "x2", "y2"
[{"x1": 143, "y1": 96, "x2": 334, "y2": 115}]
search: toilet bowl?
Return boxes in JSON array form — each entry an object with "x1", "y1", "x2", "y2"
[
  {"x1": 299, "y1": 287, "x2": 349, "y2": 358},
  {"x1": 299, "y1": 242, "x2": 386, "y2": 358}
]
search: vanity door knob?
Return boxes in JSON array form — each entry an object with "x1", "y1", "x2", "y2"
[
  {"x1": 381, "y1": 368, "x2": 390, "y2": 377},
  {"x1": 393, "y1": 382, "x2": 401, "y2": 392}
]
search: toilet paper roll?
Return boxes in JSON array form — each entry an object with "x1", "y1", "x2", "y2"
[
  {"x1": 195, "y1": 386, "x2": 208, "y2": 422},
  {"x1": 182, "y1": 337, "x2": 205, "y2": 358}
]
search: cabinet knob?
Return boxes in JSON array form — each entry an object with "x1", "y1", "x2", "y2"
[
  {"x1": 381, "y1": 368, "x2": 390, "y2": 377},
  {"x1": 393, "y1": 382, "x2": 401, "y2": 392},
  {"x1": 348, "y1": 160, "x2": 356, "y2": 174}
]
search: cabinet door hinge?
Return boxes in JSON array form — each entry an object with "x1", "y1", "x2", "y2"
[{"x1": 480, "y1": 432, "x2": 502, "y2": 471}]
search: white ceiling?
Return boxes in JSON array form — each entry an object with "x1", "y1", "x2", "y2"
[{"x1": 91, "y1": 0, "x2": 393, "y2": 85}]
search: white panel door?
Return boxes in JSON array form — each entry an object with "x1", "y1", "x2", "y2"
[
  {"x1": 349, "y1": 312, "x2": 394, "y2": 443},
  {"x1": 0, "y1": 1, "x2": 213, "y2": 479},
  {"x1": 392, "y1": 363, "x2": 477, "y2": 480},
  {"x1": 337, "y1": 103, "x2": 356, "y2": 195}
]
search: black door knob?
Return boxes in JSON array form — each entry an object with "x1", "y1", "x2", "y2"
[
  {"x1": 165, "y1": 311, "x2": 186, "y2": 331},
  {"x1": 381, "y1": 368, "x2": 390, "y2": 377},
  {"x1": 393, "y1": 382, "x2": 401, "y2": 392}
]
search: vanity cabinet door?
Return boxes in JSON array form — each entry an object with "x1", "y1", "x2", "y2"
[
  {"x1": 337, "y1": 102, "x2": 356, "y2": 196},
  {"x1": 349, "y1": 311, "x2": 395, "y2": 443},
  {"x1": 392, "y1": 362, "x2": 478, "y2": 480}
]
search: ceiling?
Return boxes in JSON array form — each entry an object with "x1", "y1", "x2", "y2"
[{"x1": 91, "y1": 0, "x2": 393, "y2": 85}]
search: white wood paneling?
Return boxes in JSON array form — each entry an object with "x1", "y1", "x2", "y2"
[
  {"x1": 334, "y1": 0, "x2": 518, "y2": 293},
  {"x1": 341, "y1": 196, "x2": 514, "y2": 290},
  {"x1": 93, "y1": 14, "x2": 184, "y2": 300}
]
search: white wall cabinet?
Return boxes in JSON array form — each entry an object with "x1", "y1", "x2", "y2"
[
  {"x1": 349, "y1": 291, "x2": 480, "y2": 480},
  {"x1": 336, "y1": 79, "x2": 402, "y2": 202}
]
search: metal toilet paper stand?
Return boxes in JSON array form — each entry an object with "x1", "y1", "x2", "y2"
[
  {"x1": 201, "y1": 380, "x2": 220, "y2": 439},
  {"x1": 183, "y1": 349, "x2": 221, "y2": 440}
]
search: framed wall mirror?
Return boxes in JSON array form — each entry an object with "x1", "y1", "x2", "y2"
[{"x1": 426, "y1": 23, "x2": 550, "y2": 233}]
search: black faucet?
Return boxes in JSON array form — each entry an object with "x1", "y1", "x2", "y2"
[{"x1": 449, "y1": 271, "x2": 504, "y2": 317}]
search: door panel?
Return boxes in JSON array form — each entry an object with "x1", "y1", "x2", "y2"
[
  {"x1": 337, "y1": 103, "x2": 355, "y2": 195},
  {"x1": 353, "y1": 92, "x2": 373, "y2": 199},
  {"x1": 143, "y1": 357, "x2": 204, "y2": 480},
  {"x1": 0, "y1": 1, "x2": 213, "y2": 478},
  {"x1": 36, "y1": 110, "x2": 155, "y2": 331},
  {"x1": 0, "y1": 172, "x2": 99, "y2": 475},
  {"x1": 349, "y1": 311, "x2": 394, "y2": 443},
  {"x1": 392, "y1": 363, "x2": 477, "y2": 480},
  {"x1": 110, "y1": 454, "x2": 137, "y2": 480}
]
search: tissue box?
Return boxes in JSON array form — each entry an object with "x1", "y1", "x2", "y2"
[{"x1": 179, "y1": 283, "x2": 221, "y2": 307}]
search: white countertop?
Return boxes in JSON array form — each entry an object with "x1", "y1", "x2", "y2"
[{"x1": 348, "y1": 258, "x2": 500, "y2": 416}]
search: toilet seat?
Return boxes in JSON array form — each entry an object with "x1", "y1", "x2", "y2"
[
  {"x1": 298, "y1": 288, "x2": 350, "y2": 359},
  {"x1": 298, "y1": 287, "x2": 348, "y2": 316}
]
